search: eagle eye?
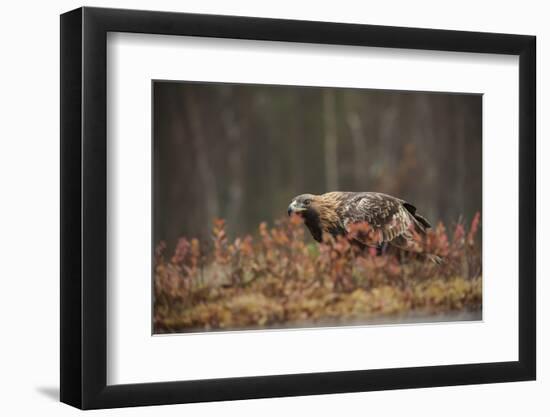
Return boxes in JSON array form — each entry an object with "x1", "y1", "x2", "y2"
[{"x1": 303, "y1": 199, "x2": 311, "y2": 206}]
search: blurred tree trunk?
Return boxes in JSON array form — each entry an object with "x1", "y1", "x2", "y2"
[
  {"x1": 454, "y1": 98, "x2": 466, "y2": 216},
  {"x1": 345, "y1": 105, "x2": 369, "y2": 187},
  {"x1": 323, "y1": 89, "x2": 339, "y2": 190},
  {"x1": 184, "y1": 91, "x2": 219, "y2": 221},
  {"x1": 220, "y1": 87, "x2": 244, "y2": 229}
]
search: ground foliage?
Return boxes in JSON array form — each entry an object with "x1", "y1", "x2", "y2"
[{"x1": 154, "y1": 213, "x2": 481, "y2": 333}]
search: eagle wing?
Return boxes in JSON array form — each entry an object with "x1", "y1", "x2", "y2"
[{"x1": 339, "y1": 192, "x2": 417, "y2": 246}]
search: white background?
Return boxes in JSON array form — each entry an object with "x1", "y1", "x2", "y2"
[
  {"x1": 108, "y1": 33, "x2": 519, "y2": 384},
  {"x1": 0, "y1": 0, "x2": 546, "y2": 416}
]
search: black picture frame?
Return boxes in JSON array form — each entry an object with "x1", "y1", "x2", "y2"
[{"x1": 60, "y1": 6, "x2": 536, "y2": 410}]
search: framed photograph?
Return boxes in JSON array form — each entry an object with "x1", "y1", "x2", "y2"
[{"x1": 60, "y1": 6, "x2": 536, "y2": 409}]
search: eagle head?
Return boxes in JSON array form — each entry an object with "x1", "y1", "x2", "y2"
[
  {"x1": 287, "y1": 194, "x2": 318, "y2": 217},
  {"x1": 287, "y1": 193, "x2": 343, "y2": 242}
]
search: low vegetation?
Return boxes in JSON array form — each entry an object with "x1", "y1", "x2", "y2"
[{"x1": 154, "y1": 213, "x2": 481, "y2": 333}]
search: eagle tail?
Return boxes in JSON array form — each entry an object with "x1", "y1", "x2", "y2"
[
  {"x1": 403, "y1": 202, "x2": 432, "y2": 231},
  {"x1": 412, "y1": 212, "x2": 431, "y2": 229}
]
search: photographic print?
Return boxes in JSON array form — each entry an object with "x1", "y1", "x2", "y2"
[{"x1": 153, "y1": 81, "x2": 482, "y2": 334}]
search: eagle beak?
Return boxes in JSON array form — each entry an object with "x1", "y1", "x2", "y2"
[
  {"x1": 288, "y1": 201, "x2": 306, "y2": 216},
  {"x1": 287, "y1": 202, "x2": 295, "y2": 216}
]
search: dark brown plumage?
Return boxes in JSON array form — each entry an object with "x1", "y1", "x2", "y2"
[{"x1": 287, "y1": 191, "x2": 441, "y2": 263}]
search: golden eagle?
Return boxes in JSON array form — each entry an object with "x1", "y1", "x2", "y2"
[{"x1": 287, "y1": 191, "x2": 441, "y2": 263}]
